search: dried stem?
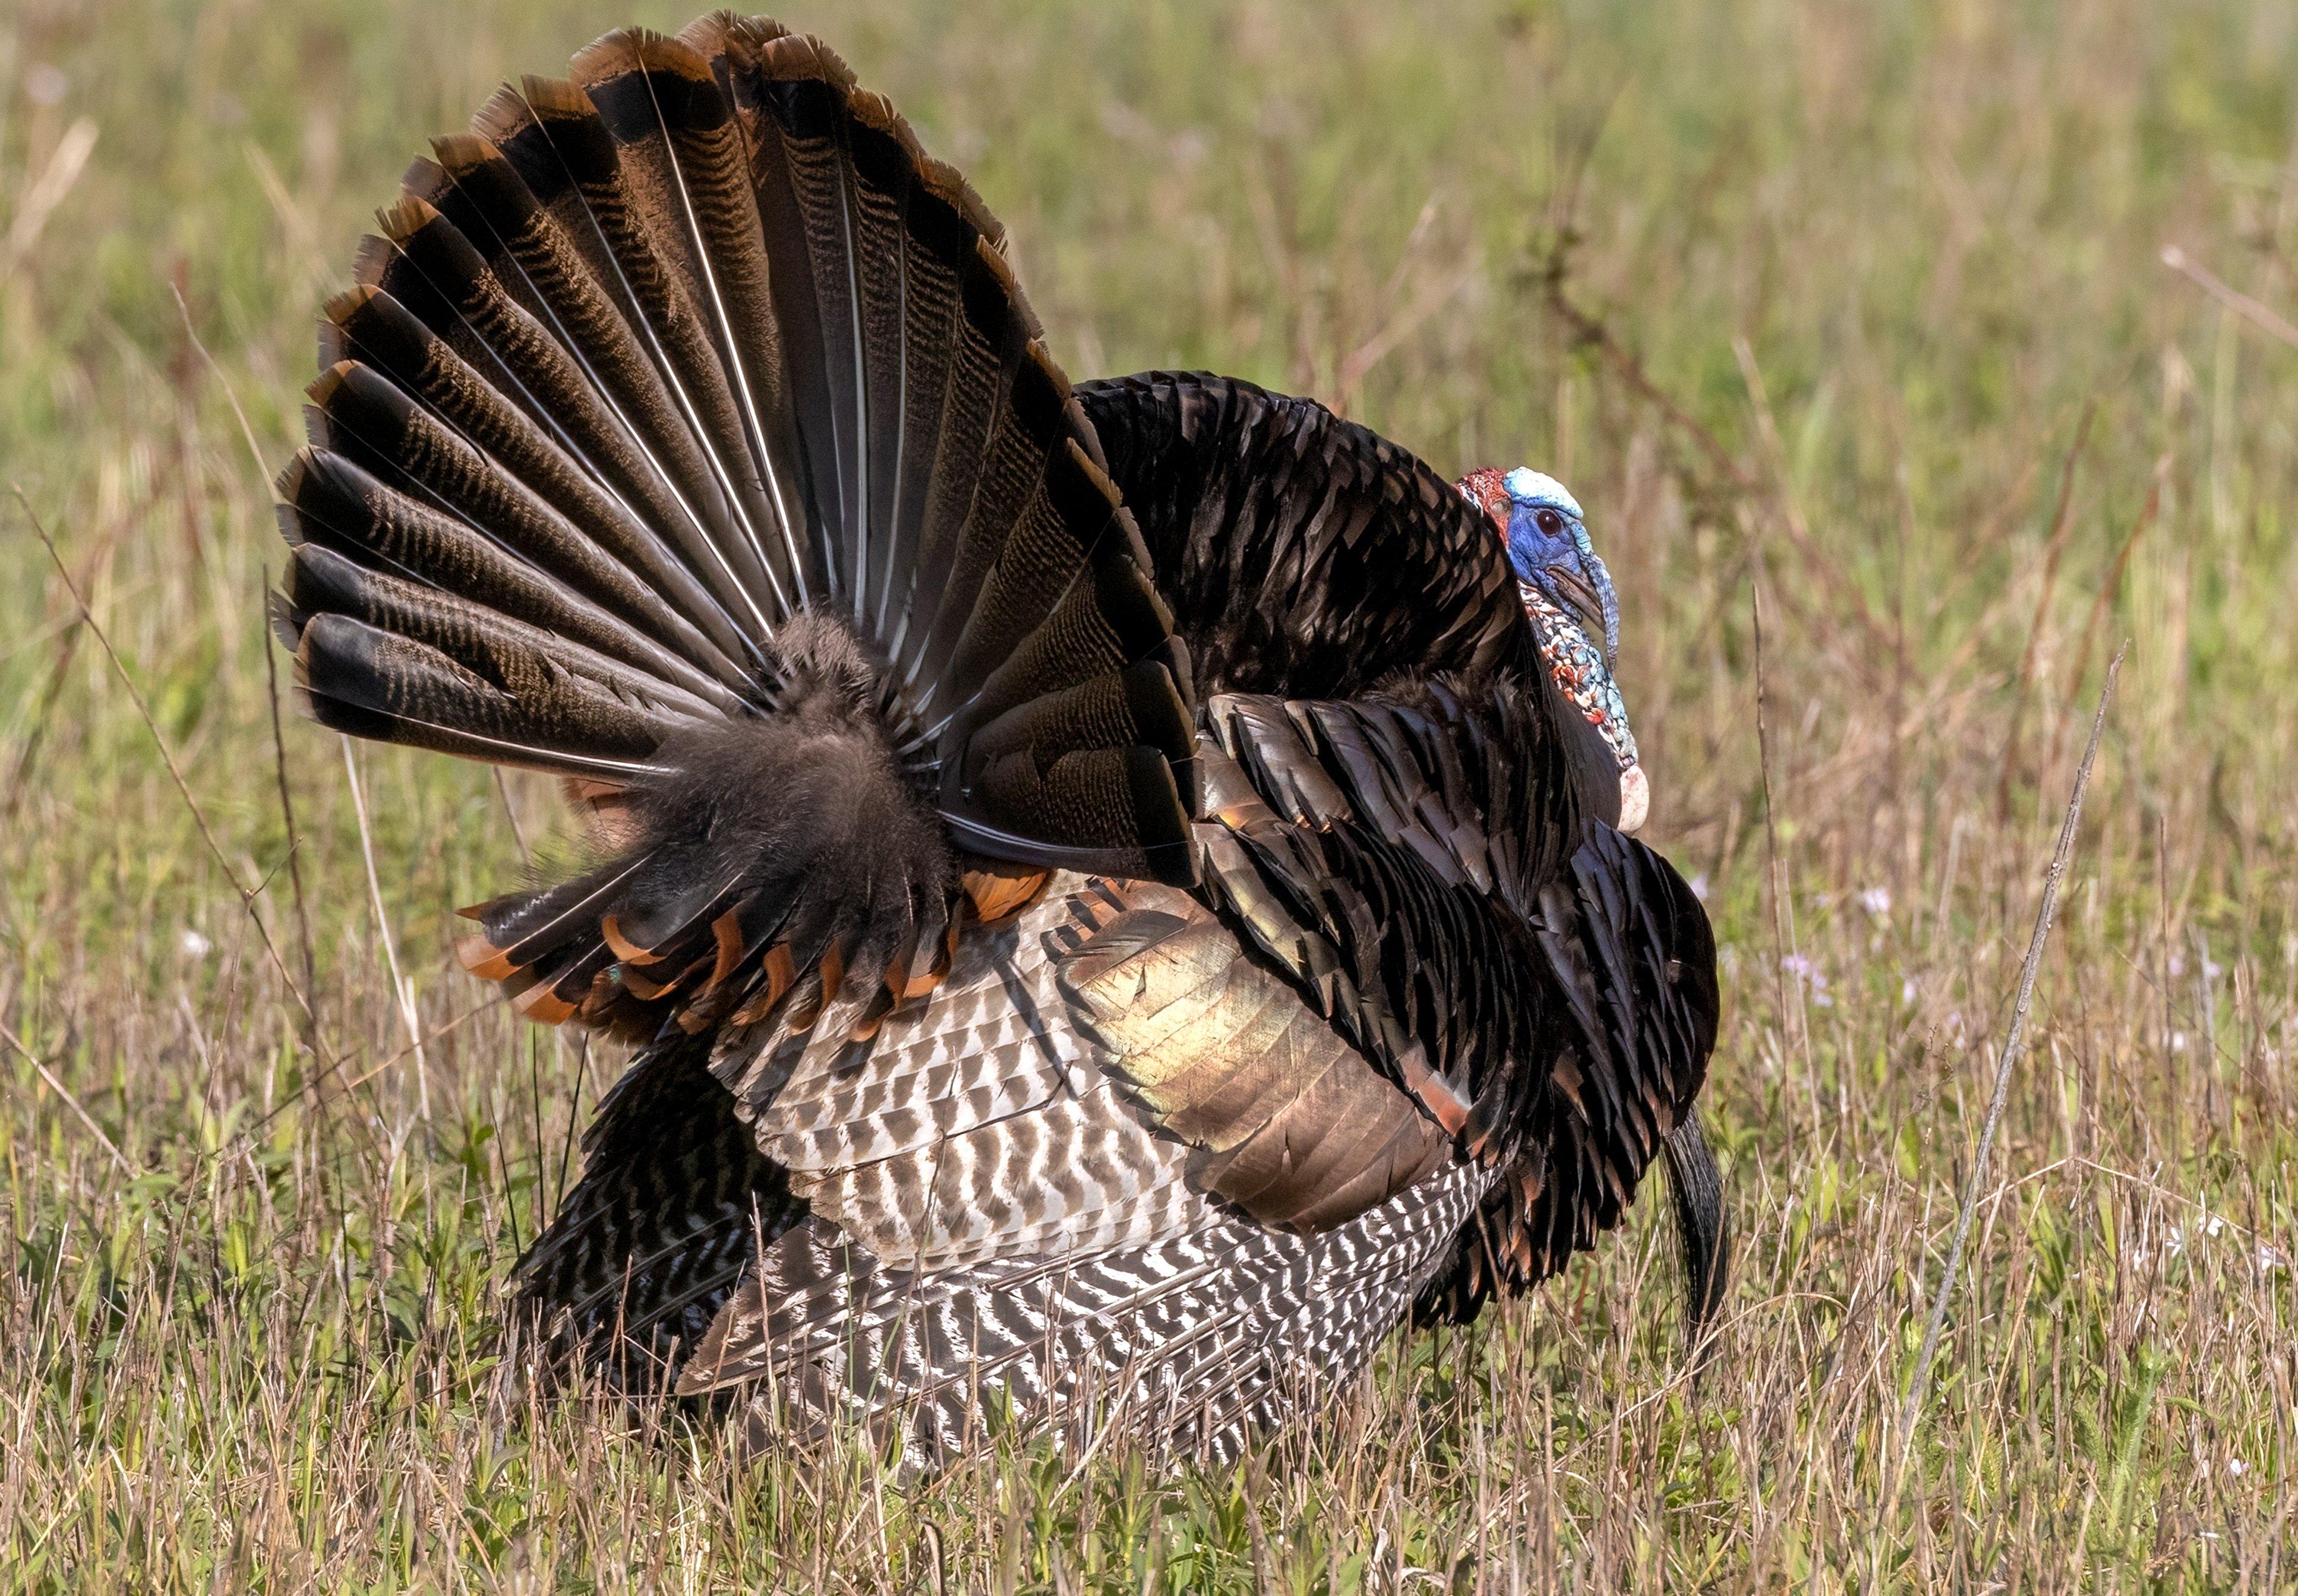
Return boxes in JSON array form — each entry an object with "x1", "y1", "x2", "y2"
[
  {"x1": 2, "y1": 605, "x2": 87, "y2": 829},
  {"x1": 4, "y1": 507, "x2": 135, "y2": 830},
  {"x1": 2046, "y1": 454, "x2": 2164, "y2": 776},
  {"x1": 1, "y1": 1012, "x2": 134, "y2": 1177},
  {"x1": 1733, "y1": 336, "x2": 1899, "y2": 660},
  {"x1": 169, "y1": 282, "x2": 272, "y2": 482},
  {"x1": 17, "y1": 488, "x2": 319, "y2": 1036},
  {"x1": 1539, "y1": 248, "x2": 1902, "y2": 680},
  {"x1": 1750, "y1": 576, "x2": 1805, "y2": 1088},
  {"x1": 342, "y1": 737, "x2": 430, "y2": 1121},
  {"x1": 1996, "y1": 399, "x2": 2097, "y2": 817},
  {"x1": 1889, "y1": 641, "x2": 2125, "y2": 1500},
  {"x1": 2161, "y1": 244, "x2": 2298, "y2": 350},
  {"x1": 1539, "y1": 258, "x2": 1756, "y2": 494},
  {"x1": 264, "y1": 627, "x2": 320, "y2": 1017}
]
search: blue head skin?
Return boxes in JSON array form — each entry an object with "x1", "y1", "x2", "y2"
[
  {"x1": 1500, "y1": 468, "x2": 1619, "y2": 669},
  {"x1": 1459, "y1": 464, "x2": 1646, "y2": 832}
]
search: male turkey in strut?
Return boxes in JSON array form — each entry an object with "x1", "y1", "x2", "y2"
[{"x1": 271, "y1": 12, "x2": 1726, "y2": 1465}]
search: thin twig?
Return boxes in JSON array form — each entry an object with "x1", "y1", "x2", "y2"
[
  {"x1": 1750, "y1": 576, "x2": 1806, "y2": 1088},
  {"x1": 494, "y1": 1103, "x2": 525, "y2": 1257},
  {"x1": 1542, "y1": 246, "x2": 1899, "y2": 680},
  {"x1": 264, "y1": 625, "x2": 320, "y2": 1013},
  {"x1": 1997, "y1": 399, "x2": 2097, "y2": 817},
  {"x1": 1732, "y1": 337, "x2": 1819, "y2": 552},
  {"x1": 1331, "y1": 195, "x2": 1476, "y2": 416},
  {"x1": 0, "y1": 1015, "x2": 134, "y2": 1177},
  {"x1": 342, "y1": 737, "x2": 430, "y2": 1121},
  {"x1": 526, "y1": 1028, "x2": 547, "y2": 1239},
  {"x1": 169, "y1": 282, "x2": 272, "y2": 482},
  {"x1": 17, "y1": 488, "x2": 319, "y2": 1035},
  {"x1": 176, "y1": 274, "x2": 332, "y2": 1073},
  {"x1": 1539, "y1": 261, "x2": 1756, "y2": 493},
  {"x1": 1889, "y1": 641, "x2": 2125, "y2": 1500},
  {"x1": 2045, "y1": 455, "x2": 2164, "y2": 776},
  {"x1": 3, "y1": 517, "x2": 125, "y2": 825},
  {"x1": 2161, "y1": 245, "x2": 2298, "y2": 352},
  {"x1": 1542, "y1": 254, "x2": 1902, "y2": 682},
  {"x1": 2, "y1": 617, "x2": 84, "y2": 829},
  {"x1": 555, "y1": 1031, "x2": 589, "y2": 1216},
  {"x1": 1734, "y1": 336, "x2": 1899, "y2": 659},
  {"x1": 493, "y1": 765, "x2": 534, "y2": 871}
]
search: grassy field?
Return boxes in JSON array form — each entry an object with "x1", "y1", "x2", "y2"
[{"x1": 4, "y1": 0, "x2": 2296, "y2": 1588}]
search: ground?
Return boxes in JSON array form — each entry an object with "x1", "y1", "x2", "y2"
[{"x1": 2, "y1": 0, "x2": 2293, "y2": 1589}]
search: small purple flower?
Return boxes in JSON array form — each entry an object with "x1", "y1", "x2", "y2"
[{"x1": 1781, "y1": 953, "x2": 1833, "y2": 1007}]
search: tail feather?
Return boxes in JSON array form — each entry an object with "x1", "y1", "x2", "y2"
[
  {"x1": 318, "y1": 282, "x2": 759, "y2": 678},
  {"x1": 406, "y1": 122, "x2": 784, "y2": 638},
  {"x1": 303, "y1": 355, "x2": 744, "y2": 687},
  {"x1": 278, "y1": 445, "x2": 742, "y2": 709},
  {"x1": 283, "y1": 542, "x2": 721, "y2": 726},
  {"x1": 276, "y1": 15, "x2": 1200, "y2": 1044},
  {"x1": 558, "y1": 46, "x2": 791, "y2": 601},
  {"x1": 293, "y1": 612, "x2": 677, "y2": 775},
  {"x1": 441, "y1": 108, "x2": 770, "y2": 623}
]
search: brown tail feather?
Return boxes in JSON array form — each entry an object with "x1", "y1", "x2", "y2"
[{"x1": 273, "y1": 14, "x2": 1204, "y2": 1063}]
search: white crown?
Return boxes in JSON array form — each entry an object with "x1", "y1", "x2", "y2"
[{"x1": 1502, "y1": 467, "x2": 1583, "y2": 519}]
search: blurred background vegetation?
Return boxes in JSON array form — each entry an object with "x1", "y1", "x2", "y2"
[{"x1": 2, "y1": 0, "x2": 2294, "y2": 1589}]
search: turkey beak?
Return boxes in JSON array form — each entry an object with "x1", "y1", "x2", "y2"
[{"x1": 1548, "y1": 565, "x2": 1608, "y2": 656}]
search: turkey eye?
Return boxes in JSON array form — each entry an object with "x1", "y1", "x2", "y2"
[{"x1": 1536, "y1": 509, "x2": 1563, "y2": 536}]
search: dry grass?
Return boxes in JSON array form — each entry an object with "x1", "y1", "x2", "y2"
[{"x1": 3, "y1": 0, "x2": 2295, "y2": 1588}]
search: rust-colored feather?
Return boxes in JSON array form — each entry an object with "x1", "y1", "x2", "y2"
[
  {"x1": 959, "y1": 860, "x2": 1050, "y2": 924},
  {"x1": 458, "y1": 936, "x2": 517, "y2": 983}
]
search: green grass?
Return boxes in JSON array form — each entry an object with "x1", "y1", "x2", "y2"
[{"x1": 4, "y1": 0, "x2": 2296, "y2": 1588}]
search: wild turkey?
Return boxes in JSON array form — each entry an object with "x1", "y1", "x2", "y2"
[{"x1": 271, "y1": 12, "x2": 1726, "y2": 1466}]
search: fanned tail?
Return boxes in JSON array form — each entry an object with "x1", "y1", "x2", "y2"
[{"x1": 274, "y1": 15, "x2": 1201, "y2": 1042}]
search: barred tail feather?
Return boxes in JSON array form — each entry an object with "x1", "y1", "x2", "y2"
[{"x1": 274, "y1": 14, "x2": 1199, "y2": 1043}]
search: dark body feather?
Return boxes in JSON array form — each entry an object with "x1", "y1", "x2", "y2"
[{"x1": 276, "y1": 12, "x2": 1725, "y2": 1469}]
